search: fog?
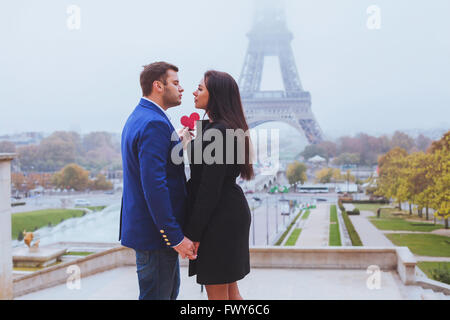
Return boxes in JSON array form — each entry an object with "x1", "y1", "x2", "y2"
[{"x1": 1, "y1": 0, "x2": 449, "y2": 138}]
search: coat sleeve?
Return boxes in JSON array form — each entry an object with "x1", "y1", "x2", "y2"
[
  {"x1": 185, "y1": 125, "x2": 228, "y2": 242},
  {"x1": 138, "y1": 120, "x2": 184, "y2": 247}
]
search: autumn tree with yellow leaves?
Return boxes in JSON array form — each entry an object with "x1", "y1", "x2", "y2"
[{"x1": 376, "y1": 132, "x2": 449, "y2": 228}]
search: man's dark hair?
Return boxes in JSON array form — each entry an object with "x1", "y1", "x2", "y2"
[{"x1": 140, "y1": 61, "x2": 179, "y2": 96}]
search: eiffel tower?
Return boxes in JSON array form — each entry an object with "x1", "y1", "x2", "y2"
[{"x1": 239, "y1": 1, "x2": 323, "y2": 144}]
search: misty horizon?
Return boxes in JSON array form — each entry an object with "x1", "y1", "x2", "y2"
[{"x1": 1, "y1": 0, "x2": 449, "y2": 138}]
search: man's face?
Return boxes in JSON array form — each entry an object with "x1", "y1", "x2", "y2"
[{"x1": 162, "y1": 70, "x2": 184, "y2": 108}]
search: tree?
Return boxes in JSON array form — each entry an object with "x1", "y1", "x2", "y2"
[
  {"x1": 300, "y1": 145, "x2": 326, "y2": 161},
  {"x1": 16, "y1": 145, "x2": 39, "y2": 172},
  {"x1": 426, "y1": 132, "x2": 450, "y2": 228},
  {"x1": 315, "y1": 168, "x2": 333, "y2": 183},
  {"x1": 390, "y1": 131, "x2": 414, "y2": 152},
  {"x1": 332, "y1": 168, "x2": 343, "y2": 182},
  {"x1": 89, "y1": 174, "x2": 113, "y2": 190},
  {"x1": 415, "y1": 134, "x2": 432, "y2": 152},
  {"x1": 376, "y1": 147, "x2": 408, "y2": 208},
  {"x1": 332, "y1": 153, "x2": 360, "y2": 166},
  {"x1": 0, "y1": 141, "x2": 16, "y2": 153},
  {"x1": 52, "y1": 163, "x2": 90, "y2": 191},
  {"x1": 286, "y1": 161, "x2": 307, "y2": 188},
  {"x1": 344, "y1": 169, "x2": 355, "y2": 184}
]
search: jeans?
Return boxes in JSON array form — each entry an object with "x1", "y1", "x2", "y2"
[{"x1": 135, "y1": 247, "x2": 180, "y2": 300}]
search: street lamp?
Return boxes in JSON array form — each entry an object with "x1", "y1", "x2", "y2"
[{"x1": 279, "y1": 198, "x2": 290, "y2": 227}]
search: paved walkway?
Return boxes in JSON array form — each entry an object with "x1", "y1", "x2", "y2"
[
  {"x1": 296, "y1": 203, "x2": 329, "y2": 247},
  {"x1": 382, "y1": 230, "x2": 450, "y2": 237},
  {"x1": 414, "y1": 256, "x2": 450, "y2": 262},
  {"x1": 345, "y1": 204, "x2": 450, "y2": 262},
  {"x1": 344, "y1": 204, "x2": 395, "y2": 247},
  {"x1": 17, "y1": 266, "x2": 415, "y2": 300}
]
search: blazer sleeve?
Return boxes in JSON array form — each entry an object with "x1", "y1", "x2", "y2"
[
  {"x1": 138, "y1": 120, "x2": 184, "y2": 247},
  {"x1": 185, "y1": 125, "x2": 228, "y2": 242}
]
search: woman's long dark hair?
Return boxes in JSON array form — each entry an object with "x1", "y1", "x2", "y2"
[{"x1": 203, "y1": 70, "x2": 254, "y2": 180}]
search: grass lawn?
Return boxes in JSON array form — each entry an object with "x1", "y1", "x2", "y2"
[
  {"x1": 64, "y1": 251, "x2": 94, "y2": 256},
  {"x1": 329, "y1": 205, "x2": 341, "y2": 246},
  {"x1": 285, "y1": 228, "x2": 302, "y2": 246},
  {"x1": 12, "y1": 209, "x2": 86, "y2": 240},
  {"x1": 353, "y1": 203, "x2": 443, "y2": 232},
  {"x1": 417, "y1": 262, "x2": 450, "y2": 285},
  {"x1": 301, "y1": 210, "x2": 311, "y2": 220},
  {"x1": 353, "y1": 203, "x2": 438, "y2": 221},
  {"x1": 385, "y1": 233, "x2": 450, "y2": 257},
  {"x1": 275, "y1": 210, "x2": 302, "y2": 246},
  {"x1": 369, "y1": 218, "x2": 443, "y2": 232},
  {"x1": 86, "y1": 206, "x2": 106, "y2": 212},
  {"x1": 13, "y1": 261, "x2": 62, "y2": 272}
]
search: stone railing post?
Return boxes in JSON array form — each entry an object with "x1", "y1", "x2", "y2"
[{"x1": 0, "y1": 154, "x2": 15, "y2": 300}]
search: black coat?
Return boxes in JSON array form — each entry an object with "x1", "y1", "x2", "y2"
[{"x1": 184, "y1": 120, "x2": 251, "y2": 285}]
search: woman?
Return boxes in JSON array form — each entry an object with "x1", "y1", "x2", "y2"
[{"x1": 184, "y1": 70, "x2": 254, "y2": 300}]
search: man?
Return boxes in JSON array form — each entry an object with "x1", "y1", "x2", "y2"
[{"x1": 120, "y1": 61, "x2": 195, "y2": 300}]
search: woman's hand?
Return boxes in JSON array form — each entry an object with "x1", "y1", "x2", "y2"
[
  {"x1": 178, "y1": 127, "x2": 194, "y2": 150},
  {"x1": 193, "y1": 242, "x2": 200, "y2": 256}
]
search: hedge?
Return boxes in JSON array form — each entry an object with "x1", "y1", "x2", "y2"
[{"x1": 341, "y1": 199, "x2": 389, "y2": 204}]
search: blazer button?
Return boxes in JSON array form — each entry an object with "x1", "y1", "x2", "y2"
[
  {"x1": 162, "y1": 235, "x2": 167, "y2": 238},
  {"x1": 167, "y1": 242, "x2": 171, "y2": 246},
  {"x1": 164, "y1": 238, "x2": 169, "y2": 242},
  {"x1": 160, "y1": 230, "x2": 165, "y2": 234}
]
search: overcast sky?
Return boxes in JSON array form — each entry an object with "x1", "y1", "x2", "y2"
[{"x1": 1, "y1": 0, "x2": 449, "y2": 139}]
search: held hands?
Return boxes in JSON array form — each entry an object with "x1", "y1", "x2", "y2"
[{"x1": 173, "y1": 236, "x2": 197, "y2": 260}]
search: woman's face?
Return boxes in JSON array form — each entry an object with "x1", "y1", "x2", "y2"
[{"x1": 193, "y1": 78, "x2": 209, "y2": 110}]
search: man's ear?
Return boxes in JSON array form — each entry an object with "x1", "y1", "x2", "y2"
[{"x1": 153, "y1": 80, "x2": 163, "y2": 93}]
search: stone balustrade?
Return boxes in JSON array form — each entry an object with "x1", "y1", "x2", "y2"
[
  {"x1": 0, "y1": 154, "x2": 15, "y2": 300},
  {"x1": 13, "y1": 243, "x2": 418, "y2": 298}
]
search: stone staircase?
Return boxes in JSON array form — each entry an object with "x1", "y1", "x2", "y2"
[
  {"x1": 400, "y1": 267, "x2": 450, "y2": 300},
  {"x1": 403, "y1": 286, "x2": 449, "y2": 300}
]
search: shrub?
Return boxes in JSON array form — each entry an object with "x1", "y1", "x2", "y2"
[
  {"x1": 347, "y1": 208, "x2": 360, "y2": 215},
  {"x1": 341, "y1": 209, "x2": 363, "y2": 246},
  {"x1": 430, "y1": 263, "x2": 450, "y2": 285},
  {"x1": 342, "y1": 199, "x2": 389, "y2": 204}
]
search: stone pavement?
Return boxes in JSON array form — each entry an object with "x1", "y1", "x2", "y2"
[
  {"x1": 17, "y1": 265, "x2": 420, "y2": 300},
  {"x1": 295, "y1": 203, "x2": 329, "y2": 247},
  {"x1": 345, "y1": 204, "x2": 450, "y2": 263},
  {"x1": 344, "y1": 204, "x2": 395, "y2": 247}
]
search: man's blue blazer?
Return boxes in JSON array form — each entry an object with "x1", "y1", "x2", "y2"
[{"x1": 120, "y1": 98, "x2": 187, "y2": 251}]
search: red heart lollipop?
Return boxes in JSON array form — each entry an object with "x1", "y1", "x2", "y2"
[{"x1": 180, "y1": 112, "x2": 200, "y2": 130}]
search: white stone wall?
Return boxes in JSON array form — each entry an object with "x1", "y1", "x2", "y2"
[{"x1": 0, "y1": 157, "x2": 13, "y2": 299}]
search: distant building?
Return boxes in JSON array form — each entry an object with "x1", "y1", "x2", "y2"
[
  {"x1": 307, "y1": 155, "x2": 326, "y2": 167},
  {"x1": 0, "y1": 132, "x2": 46, "y2": 146}
]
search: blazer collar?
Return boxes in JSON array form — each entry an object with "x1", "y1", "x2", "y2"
[{"x1": 138, "y1": 98, "x2": 170, "y2": 122}]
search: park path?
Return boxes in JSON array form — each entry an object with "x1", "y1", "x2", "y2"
[
  {"x1": 295, "y1": 203, "x2": 329, "y2": 247},
  {"x1": 345, "y1": 204, "x2": 450, "y2": 263},
  {"x1": 344, "y1": 204, "x2": 395, "y2": 247}
]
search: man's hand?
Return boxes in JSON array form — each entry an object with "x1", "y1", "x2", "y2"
[
  {"x1": 177, "y1": 127, "x2": 194, "y2": 150},
  {"x1": 173, "y1": 236, "x2": 197, "y2": 260}
]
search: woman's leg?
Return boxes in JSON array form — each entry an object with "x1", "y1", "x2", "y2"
[
  {"x1": 228, "y1": 282, "x2": 243, "y2": 300},
  {"x1": 205, "y1": 284, "x2": 229, "y2": 300}
]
